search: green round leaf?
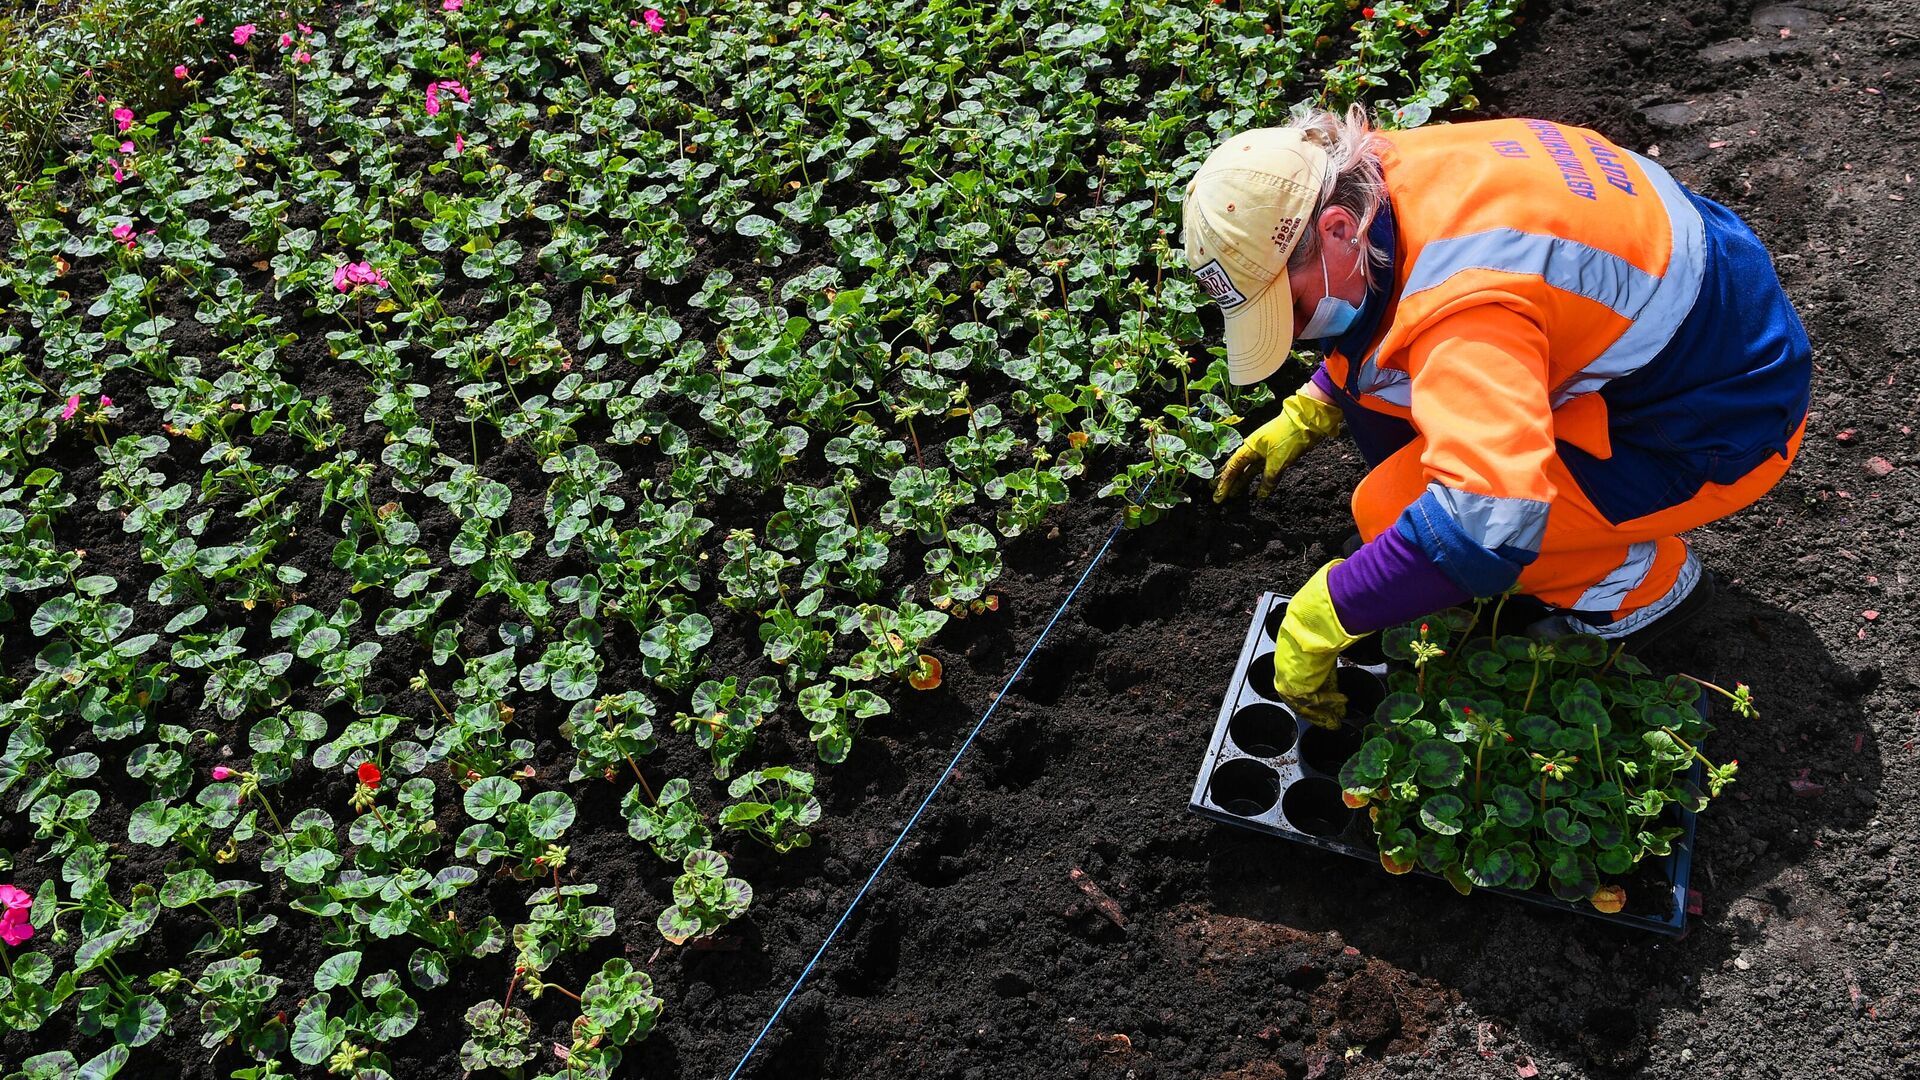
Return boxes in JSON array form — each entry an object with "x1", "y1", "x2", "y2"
[
  {"x1": 1558, "y1": 692, "x2": 1610, "y2": 736},
  {"x1": 1465, "y1": 842, "x2": 1515, "y2": 888},
  {"x1": 464, "y1": 776, "x2": 521, "y2": 821},
  {"x1": 1374, "y1": 691, "x2": 1424, "y2": 725},
  {"x1": 527, "y1": 791, "x2": 576, "y2": 840},
  {"x1": 1542, "y1": 807, "x2": 1591, "y2": 847},
  {"x1": 1419, "y1": 793, "x2": 1466, "y2": 836},
  {"x1": 1489, "y1": 784, "x2": 1534, "y2": 828},
  {"x1": 315, "y1": 951, "x2": 361, "y2": 993},
  {"x1": 1409, "y1": 739, "x2": 1465, "y2": 788}
]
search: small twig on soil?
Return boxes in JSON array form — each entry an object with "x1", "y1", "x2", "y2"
[{"x1": 1069, "y1": 868, "x2": 1127, "y2": 928}]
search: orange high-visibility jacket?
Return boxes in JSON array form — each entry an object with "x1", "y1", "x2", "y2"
[{"x1": 1318, "y1": 118, "x2": 1810, "y2": 598}]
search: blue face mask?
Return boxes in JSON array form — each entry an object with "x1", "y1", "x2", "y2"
[{"x1": 1298, "y1": 241, "x2": 1365, "y2": 341}]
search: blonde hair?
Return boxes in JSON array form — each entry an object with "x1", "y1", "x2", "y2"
[{"x1": 1285, "y1": 104, "x2": 1391, "y2": 290}]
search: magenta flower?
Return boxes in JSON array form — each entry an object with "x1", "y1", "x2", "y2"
[
  {"x1": 469, "y1": 50, "x2": 482, "y2": 67},
  {"x1": 278, "y1": 31, "x2": 293, "y2": 48},
  {"x1": 212, "y1": 765, "x2": 233, "y2": 780},
  {"x1": 109, "y1": 159, "x2": 125, "y2": 184},
  {"x1": 444, "y1": 0, "x2": 463, "y2": 9},
  {"x1": 119, "y1": 141, "x2": 135, "y2": 154},
  {"x1": 193, "y1": 14, "x2": 204, "y2": 24},
  {"x1": 99, "y1": 395, "x2": 112, "y2": 408},
  {"x1": 111, "y1": 223, "x2": 133, "y2": 241},
  {"x1": 643, "y1": 8, "x2": 665, "y2": 32},
  {"x1": 174, "y1": 64, "x2": 189, "y2": 79},
  {"x1": 454, "y1": 133, "x2": 465, "y2": 154},
  {"x1": 333, "y1": 261, "x2": 390, "y2": 293},
  {"x1": 299, "y1": 22, "x2": 313, "y2": 34},
  {"x1": 423, "y1": 79, "x2": 469, "y2": 117},
  {"x1": 112, "y1": 107, "x2": 133, "y2": 133},
  {"x1": 0, "y1": 884, "x2": 32, "y2": 947},
  {"x1": 296, "y1": 51, "x2": 311, "y2": 63},
  {"x1": 233, "y1": 23, "x2": 256, "y2": 45},
  {"x1": 60, "y1": 395, "x2": 80, "y2": 420}
]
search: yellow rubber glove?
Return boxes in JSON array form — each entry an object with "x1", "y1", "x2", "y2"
[
  {"x1": 1272, "y1": 560, "x2": 1365, "y2": 729},
  {"x1": 1213, "y1": 388, "x2": 1343, "y2": 503}
]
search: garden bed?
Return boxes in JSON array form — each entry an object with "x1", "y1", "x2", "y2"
[{"x1": 3, "y1": 0, "x2": 1916, "y2": 1078}]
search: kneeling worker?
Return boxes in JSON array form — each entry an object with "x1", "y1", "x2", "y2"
[{"x1": 1184, "y1": 108, "x2": 1811, "y2": 727}]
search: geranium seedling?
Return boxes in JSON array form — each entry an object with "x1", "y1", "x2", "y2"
[{"x1": 1191, "y1": 592, "x2": 1714, "y2": 935}]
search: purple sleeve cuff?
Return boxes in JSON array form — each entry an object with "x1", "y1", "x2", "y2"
[
  {"x1": 1310, "y1": 363, "x2": 1339, "y2": 399},
  {"x1": 1327, "y1": 528, "x2": 1473, "y2": 636}
]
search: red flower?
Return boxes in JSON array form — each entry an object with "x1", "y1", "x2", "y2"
[
  {"x1": 1362, "y1": 6, "x2": 1376, "y2": 16},
  {"x1": 357, "y1": 762, "x2": 382, "y2": 789}
]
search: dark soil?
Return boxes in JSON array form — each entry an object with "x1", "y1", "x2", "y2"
[
  {"x1": 663, "y1": 2, "x2": 1920, "y2": 1078},
  {"x1": 4, "y1": 1, "x2": 1915, "y2": 1078}
]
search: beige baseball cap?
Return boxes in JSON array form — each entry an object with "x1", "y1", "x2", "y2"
[{"x1": 1183, "y1": 129, "x2": 1330, "y2": 385}]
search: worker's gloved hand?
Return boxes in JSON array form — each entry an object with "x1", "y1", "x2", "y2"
[
  {"x1": 1271, "y1": 560, "x2": 1365, "y2": 729},
  {"x1": 1213, "y1": 388, "x2": 1343, "y2": 503}
]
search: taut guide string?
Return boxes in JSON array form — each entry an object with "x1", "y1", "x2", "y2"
[{"x1": 727, "y1": 482, "x2": 1152, "y2": 1078}]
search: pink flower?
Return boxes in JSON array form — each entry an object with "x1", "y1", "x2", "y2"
[
  {"x1": 0, "y1": 884, "x2": 32, "y2": 947},
  {"x1": 193, "y1": 14, "x2": 204, "y2": 24},
  {"x1": 61, "y1": 395, "x2": 80, "y2": 420},
  {"x1": 643, "y1": 8, "x2": 665, "y2": 32},
  {"x1": 212, "y1": 765, "x2": 233, "y2": 780},
  {"x1": 99, "y1": 395, "x2": 112, "y2": 407},
  {"x1": 454, "y1": 133, "x2": 465, "y2": 154},
  {"x1": 424, "y1": 79, "x2": 468, "y2": 117},
  {"x1": 296, "y1": 51, "x2": 311, "y2": 63},
  {"x1": 279, "y1": 32, "x2": 293, "y2": 48},
  {"x1": 233, "y1": 23, "x2": 256, "y2": 44},
  {"x1": 175, "y1": 65, "x2": 189, "y2": 79},
  {"x1": 444, "y1": 0, "x2": 462, "y2": 9},
  {"x1": 110, "y1": 160, "x2": 125, "y2": 184},
  {"x1": 333, "y1": 261, "x2": 390, "y2": 293},
  {"x1": 111, "y1": 223, "x2": 133, "y2": 240},
  {"x1": 299, "y1": 23, "x2": 313, "y2": 34},
  {"x1": 119, "y1": 141, "x2": 135, "y2": 154},
  {"x1": 469, "y1": 51, "x2": 482, "y2": 66},
  {"x1": 113, "y1": 107, "x2": 133, "y2": 133}
]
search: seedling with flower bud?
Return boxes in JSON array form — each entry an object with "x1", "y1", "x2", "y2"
[{"x1": 1336, "y1": 596, "x2": 1742, "y2": 912}]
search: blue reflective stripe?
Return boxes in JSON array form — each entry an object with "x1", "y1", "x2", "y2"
[
  {"x1": 1553, "y1": 152, "x2": 1705, "y2": 405},
  {"x1": 1574, "y1": 540, "x2": 1657, "y2": 613},
  {"x1": 1422, "y1": 482, "x2": 1548, "y2": 556},
  {"x1": 1401, "y1": 228, "x2": 1661, "y2": 318}
]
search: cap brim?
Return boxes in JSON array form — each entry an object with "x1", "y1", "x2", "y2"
[{"x1": 1222, "y1": 278, "x2": 1295, "y2": 386}]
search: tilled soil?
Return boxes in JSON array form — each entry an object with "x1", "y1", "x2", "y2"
[
  {"x1": 4, "y1": 2, "x2": 1913, "y2": 1079},
  {"x1": 689, "y1": 2, "x2": 1920, "y2": 1078}
]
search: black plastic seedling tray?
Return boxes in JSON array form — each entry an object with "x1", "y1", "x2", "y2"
[{"x1": 1189, "y1": 592, "x2": 1700, "y2": 936}]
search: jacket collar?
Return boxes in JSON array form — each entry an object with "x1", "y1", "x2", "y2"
[{"x1": 1319, "y1": 199, "x2": 1398, "y2": 365}]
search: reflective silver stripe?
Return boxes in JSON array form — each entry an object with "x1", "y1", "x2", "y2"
[
  {"x1": 1389, "y1": 150, "x2": 1705, "y2": 409},
  {"x1": 1574, "y1": 540, "x2": 1658, "y2": 612},
  {"x1": 1424, "y1": 482, "x2": 1548, "y2": 554},
  {"x1": 1591, "y1": 546, "x2": 1701, "y2": 637},
  {"x1": 1552, "y1": 153, "x2": 1705, "y2": 405},
  {"x1": 1401, "y1": 228, "x2": 1661, "y2": 318},
  {"x1": 1354, "y1": 351, "x2": 1412, "y2": 406}
]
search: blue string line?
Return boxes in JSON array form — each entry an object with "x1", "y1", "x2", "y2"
[{"x1": 726, "y1": 501, "x2": 1138, "y2": 1079}]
